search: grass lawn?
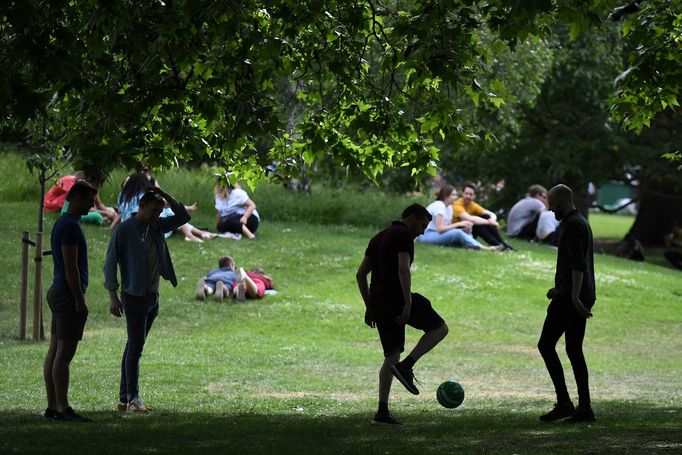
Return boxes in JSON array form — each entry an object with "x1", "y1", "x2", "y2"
[
  {"x1": 589, "y1": 212, "x2": 635, "y2": 240},
  {"x1": 0, "y1": 157, "x2": 680, "y2": 454}
]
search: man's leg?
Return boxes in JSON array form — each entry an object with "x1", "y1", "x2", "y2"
[
  {"x1": 52, "y1": 340, "x2": 79, "y2": 412},
  {"x1": 372, "y1": 351, "x2": 402, "y2": 426},
  {"x1": 122, "y1": 297, "x2": 152, "y2": 403},
  {"x1": 564, "y1": 316, "x2": 596, "y2": 421},
  {"x1": 43, "y1": 335, "x2": 58, "y2": 413},
  {"x1": 472, "y1": 225, "x2": 502, "y2": 246},
  {"x1": 405, "y1": 323, "x2": 449, "y2": 362},
  {"x1": 379, "y1": 352, "x2": 400, "y2": 404},
  {"x1": 392, "y1": 294, "x2": 448, "y2": 395},
  {"x1": 538, "y1": 304, "x2": 575, "y2": 421}
]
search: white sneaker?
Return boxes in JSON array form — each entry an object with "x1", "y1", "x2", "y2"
[{"x1": 127, "y1": 396, "x2": 151, "y2": 413}]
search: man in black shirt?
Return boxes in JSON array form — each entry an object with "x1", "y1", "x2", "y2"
[
  {"x1": 356, "y1": 204, "x2": 449, "y2": 426},
  {"x1": 538, "y1": 184, "x2": 596, "y2": 423}
]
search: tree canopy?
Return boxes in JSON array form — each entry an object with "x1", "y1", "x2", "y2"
[{"x1": 1, "y1": 1, "x2": 680, "y2": 185}]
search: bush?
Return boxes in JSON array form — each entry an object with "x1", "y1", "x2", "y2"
[{"x1": 0, "y1": 151, "x2": 429, "y2": 228}]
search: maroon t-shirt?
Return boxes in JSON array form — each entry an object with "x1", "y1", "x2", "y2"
[{"x1": 365, "y1": 221, "x2": 414, "y2": 303}]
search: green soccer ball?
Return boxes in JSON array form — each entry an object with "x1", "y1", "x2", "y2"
[{"x1": 437, "y1": 380, "x2": 465, "y2": 409}]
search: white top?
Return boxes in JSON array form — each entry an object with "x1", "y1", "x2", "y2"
[
  {"x1": 536, "y1": 211, "x2": 560, "y2": 240},
  {"x1": 215, "y1": 188, "x2": 260, "y2": 219},
  {"x1": 425, "y1": 200, "x2": 451, "y2": 231}
]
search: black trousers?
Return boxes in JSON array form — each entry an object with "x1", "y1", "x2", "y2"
[
  {"x1": 472, "y1": 224, "x2": 505, "y2": 246},
  {"x1": 538, "y1": 300, "x2": 592, "y2": 407},
  {"x1": 217, "y1": 213, "x2": 259, "y2": 235}
]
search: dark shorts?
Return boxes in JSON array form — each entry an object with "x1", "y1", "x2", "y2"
[
  {"x1": 47, "y1": 286, "x2": 87, "y2": 341},
  {"x1": 372, "y1": 292, "x2": 445, "y2": 357}
]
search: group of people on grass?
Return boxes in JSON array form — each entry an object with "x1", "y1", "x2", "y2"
[
  {"x1": 419, "y1": 182, "x2": 560, "y2": 251},
  {"x1": 43, "y1": 168, "x2": 591, "y2": 426},
  {"x1": 43, "y1": 175, "x2": 273, "y2": 421},
  {"x1": 358, "y1": 184, "x2": 596, "y2": 426},
  {"x1": 44, "y1": 166, "x2": 261, "y2": 242}
]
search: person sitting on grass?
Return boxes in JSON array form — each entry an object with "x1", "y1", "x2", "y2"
[
  {"x1": 214, "y1": 175, "x2": 259, "y2": 240},
  {"x1": 116, "y1": 171, "x2": 219, "y2": 242},
  {"x1": 418, "y1": 185, "x2": 501, "y2": 251},
  {"x1": 506, "y1": 184, "x2": 548, "y2": 240},
  {"x1": 53, "y1": 170, "x2": 120, "y2": 227},
  {"x1": 452, "y1": 182, "x2": 514, "y2": 251}
]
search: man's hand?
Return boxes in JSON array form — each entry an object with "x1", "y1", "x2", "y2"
[
  {"x1": 488, "y1": 219, "x2": 500, "y2": 228},
  {"x1": 75, "y1": 301, "x2": 89, "y2": 317},
  {"x1": 572, "y1": 297, "x2": 593, "y2": 319},
  {"x1": 395, "y1": 303, "x2": 411, "y2": 325},
  {"x1": 145, "y1": 186, "x2": 170, "y2": 201},
  {"x1": 546, "y1": 288, "x2": 559, "y2": 300},
  {"x1": 109, "y1": 296, "x2": 123, "y2": 317},
  {"x1": 364, "y1": 308, "x2": 376, "y2": 328},
  {"x1": 239, "y1": 215, "x2": 248, "y2": 225}
]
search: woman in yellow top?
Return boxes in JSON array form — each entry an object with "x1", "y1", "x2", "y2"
[{"x1": 452, "y1": 183, "x2": 514, "y2": 251}]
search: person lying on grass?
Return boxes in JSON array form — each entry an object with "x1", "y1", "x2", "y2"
[{"x1": 195, "y1": 256, "x2": 274, "y2": 302}]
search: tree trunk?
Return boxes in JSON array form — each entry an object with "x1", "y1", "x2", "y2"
[{"x1": 628, "y1": 181, "x2": 682, "y2": 246}]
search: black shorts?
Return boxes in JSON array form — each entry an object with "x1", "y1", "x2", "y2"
[
  {"x1": 373, "y1": 292, "x2": 445, "y2": 357},
  {"x1": 47, "y1": 286, "x2": 87, "y2": 341}
]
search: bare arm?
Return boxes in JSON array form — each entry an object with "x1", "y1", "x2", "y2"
[
  {"x1": 458, "y1": 211, "x2": 490, "y2": 225},
  {"x1": 240, "y1": 198, "x2": 256, "y2": 224},
  {"x1": 62, "y1": 245, "x2": 87, "y2": 315},
  {"x1": 436, "y1": 215, "x2": 472, "y2": 233},
  {"x1": 482, "y1": 209, "x2": 497, "y2": 222}
]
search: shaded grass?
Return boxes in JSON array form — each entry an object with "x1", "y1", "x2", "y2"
[{"x1": 0, "y1": 403, "x2": 680, "y2": 454}]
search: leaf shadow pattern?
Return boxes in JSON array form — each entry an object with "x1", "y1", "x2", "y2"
[{"x1": 0, "y1": 401, "x2": 680, "y2": 454}]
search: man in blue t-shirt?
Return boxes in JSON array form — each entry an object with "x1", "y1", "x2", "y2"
[{"x1": 44, "y1": 180, "x2": 98, "y2": 422}]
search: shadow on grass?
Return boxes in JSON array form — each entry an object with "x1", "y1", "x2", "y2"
[{"x1": 0, "y1": 401, "x2": 680, "y2": 454}]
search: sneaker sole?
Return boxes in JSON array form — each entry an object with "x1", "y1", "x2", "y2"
[
  {"x1": 390, "y1": 365, "x2": 420, "y2": 395},
  {"x1": 236, "y1": 283, "x2": 245, "y2": 302},
  {"x1": 215, "y1": 282, "x2": 225, "y2": 302}
]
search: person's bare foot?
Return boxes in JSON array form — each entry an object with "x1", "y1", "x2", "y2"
[
  {"x1": 184, "y1": 236, "x2": 203, "y2": 243},
  {"x1": 201, "y1": 232, "x2": 218, "y2": 240}
]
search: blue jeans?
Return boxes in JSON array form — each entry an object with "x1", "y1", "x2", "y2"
[
  {"x1": 119, "y1": 292, "x2": 159, "y2": 403},
  {"x1": 418, "y1": 228, "x2": 482, "y2": 249}
]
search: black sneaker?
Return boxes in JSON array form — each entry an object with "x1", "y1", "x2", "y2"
[
  {"x1": 55, "y1": 407, "x2": 93, "y2": 422},
  {"x1": 372, "y1": 411, "x2": 403, "y2": 426},
  {"x1": 539, "y1": 402, "x2": 575, "y2": 422},
  {"x1": 390, "y1": 362, "x2": 420, "y2": 395},
  {"x1": 43, "y1": 408, "x2": 58, "y2": 420},
  {"x1": 565, "y1": 406, "x2": 596, "y2": 423}
]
